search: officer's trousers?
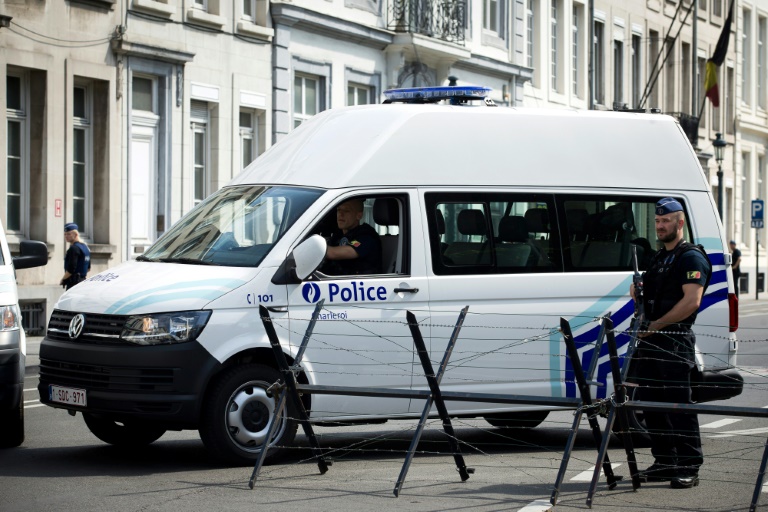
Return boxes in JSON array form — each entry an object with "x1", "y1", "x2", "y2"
[{"x1": 635, "y1": 331, "x2": 703, "y2": 471}]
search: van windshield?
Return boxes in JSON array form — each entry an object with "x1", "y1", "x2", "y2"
[{"x1": 141, "y1": 186, "x2": 324, "y2": 268}]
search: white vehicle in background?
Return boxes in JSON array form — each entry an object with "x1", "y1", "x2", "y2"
[
  {"x1": 38, "y1": 86, "x2": 739, "y2": 464},
  {"x1": 0, "y1": 222, "x2": 48, "y2": 448}
]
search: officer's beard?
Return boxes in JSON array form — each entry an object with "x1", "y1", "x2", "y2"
[{"x1": 657, "y1": 230, "x2": 678, "y2": 244}]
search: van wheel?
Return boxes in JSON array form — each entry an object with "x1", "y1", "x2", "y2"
[
  {"x1": 199, "y1": 364, "x2": 298, "y2": 466},
  {"x1": 484, "y1": 411, "x2": 549, "y2": 429},
  {"x1": 0, "y1": 388, "x2": 24, "y2": 448},
  {"x1": 83, "y1": 413, "x2": 166, "y2": 446}
]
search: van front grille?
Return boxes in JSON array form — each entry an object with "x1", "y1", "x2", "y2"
[
  {"x1": 46, "y1": 309, "x2": 126, "y2": 344},
  {"x1": 40, "y1": 358, "x2": 177, "y2": 392}
]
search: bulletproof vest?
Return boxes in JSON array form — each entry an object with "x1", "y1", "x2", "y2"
[
  {"x1": 642, "y1": 241, "x2": 711, "y2": 325},
  {"x1": 73, "y1": 242, "x2": 91, "y2": 277}
]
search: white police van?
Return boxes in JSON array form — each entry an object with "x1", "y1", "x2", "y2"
[
  {"x1": 0, "y1": 223, "x2": 48, "y2": 448},
  {"x1": 39, "y1": 86, "x2": 739, "y2": 464}
]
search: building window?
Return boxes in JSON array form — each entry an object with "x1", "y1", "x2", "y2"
[
  {"x1": 613, "y1": 39, "x2": 624, "y2": 106},
  {"x1": 347, "y1": 83, "x2": 372, "y2": 106},
  {"x1": 664, "y1": 37, "x2": 675, "y2": 112},
  {"x1": 293, "y1": 74, "x2": 320, "y2": 128},
  {"x1": 483, "y1": 0, "x2": 505, "y2": 39},
  {"x1": 526, "y1": 0, "x2": 535, "y2": 68},
  {"x1": 193, "y1": 0, "x2": 207, "y2": 10},
  {"x1": 713, "y1": 0, "x2": 722, "y2": 18},
  {"x1": 697, "y1": 56, "x2": 707, "y2": 128},
  {"x1": 594, "y1": 20, "x2": 605, "y2": 105},
  {"x1": 240, "y1": 111, "x2": 257, "y2": 169},
  {"x1": 743, "y1": 152, "x2": 751, "y2": 245},
  {"x1": 726, "y1": 65, "x2": 734, "y2": 134},
  {"x1": 631, "y1": 34, "x2": 642, "y2": 108},
  {"x1": 649, "y1": 30, "x2": 660, "y2": 108},
  {"x1": 572, "y1": 8, "x2": 581, "y2": 97},
  {"x1": 759, "y1": 16, "x2": 767, "y2": 110},
  {"x1": 743, "y1": 8, "x2": 752, "y2": 106},
  {"x1": 132, "y1": 76, "x2": 157, "y2": 113},
  {"x1": 191, "y1": 100, "x2": 209, "y2": 207},
  {"x1": 699, "y1": 0, "x2": 707, "y2": 13},
  {"x1": 681, "y1": 42, "x2": 691, "y2": 113},
  {"x1": 551, "y1": 1, "x2": 558, "y2": 91},
  {"x1": 6, "y1": 73, "x2": 26, "y2": 233},
  {"x1": 712, "y1": 65, "x2": 721, "y2": 132},
  {"x1": 73, "y1": 84, "x2": 92, "y2": 237},
  {"x1": 242, "y1": 0, "x2": 255, "y2": 20}
]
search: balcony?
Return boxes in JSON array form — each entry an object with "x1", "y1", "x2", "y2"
[{"x1": 388, "y1": 0, "x2": 465, "y2": 45}]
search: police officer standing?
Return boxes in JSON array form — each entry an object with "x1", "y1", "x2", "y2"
[
  {"x1": 630, "y1": 198, "x2": 711, "y2": 489},
  {"x1": 60, "y1": 223, "x2": 91, "y2": 290}
]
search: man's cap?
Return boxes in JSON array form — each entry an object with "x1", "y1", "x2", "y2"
[
  {"x1": 64, "y1": 223, "x2": 78, "y2": 232},
  {"x1": 730, "y1": 240, "x2": 736, "y2": 245},
  {"x1": 655, "y1": 197, "x2": 683, "y2": 216}
]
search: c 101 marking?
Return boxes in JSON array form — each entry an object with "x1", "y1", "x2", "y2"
[
  {"x1": 258, "y1": 294, "x2": 274, "y2": 303},
  {"x1": 247, "y1": 293, "x2": 275, "y2": 304}
]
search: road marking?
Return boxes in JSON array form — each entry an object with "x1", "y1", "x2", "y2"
[
  {"x1": 700, "y1": 418, "x2": 742, "y2": 429},
  {"x1": 24, "y1": 387, "x2": 37, "y2": 392},
  {"x1": 570, "y1": 463, "x2": 622, "y2": 481},
  {"x1": 517, "y1": 499, "x2": 552, "y2": 512},
  {"x1": 23, "y1": 399, "x2": 39, "y2": 404},
  {"x1": 24, "y1": 403, "x2": 46, "y2": 409},
  {"x1": 708, "y1": 427, "x2": 768, "y2": 438}
]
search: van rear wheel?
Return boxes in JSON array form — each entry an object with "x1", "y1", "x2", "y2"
[
  {"x1": 82, "y1": 413, "x2": 166, "y2": 447},
  {"x1": 484, "y1": 411, "x2": 549, "y2": 430},
  {"x1": 199, "y1": 364, "x2": 298, "y2": 466}
]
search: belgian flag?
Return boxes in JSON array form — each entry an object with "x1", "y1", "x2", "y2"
[{"x1": 704, "y1": 0, "x2": 735, "y2": 107}]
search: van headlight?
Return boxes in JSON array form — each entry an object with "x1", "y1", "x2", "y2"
[
  {"x1": 0, "y1": 305, "x2": 21, "y2": 331},
  {"x1": 121, "y1": 311, "x2": 212, "y2": 345}
]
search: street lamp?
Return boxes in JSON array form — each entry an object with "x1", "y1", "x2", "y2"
[{"x1": 713, "y1": 132, "x2": 726, "y2": 221}]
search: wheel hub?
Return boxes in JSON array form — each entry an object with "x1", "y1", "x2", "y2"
[{"x1": 226, "y1": 382, "x2": 282, "y2": 449}]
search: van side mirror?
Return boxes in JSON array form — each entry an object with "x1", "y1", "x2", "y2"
[
  {"x1": 293, "y1": 235, "x2": 327, "y2": 280},
  {"x1": 12, "y1": 240, "x2": 48, "y2": 270}
]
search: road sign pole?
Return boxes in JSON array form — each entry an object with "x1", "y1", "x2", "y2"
[
  {"x1": 752, "y1": 199, "x2": 764, "y2": 301},
  {"x1": 757, "y1": 229, "x2": 760, "y2": 301}
]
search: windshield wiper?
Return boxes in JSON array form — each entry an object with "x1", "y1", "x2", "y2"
[
  {"x1": 135, "y1": 255, "x2": 157, "y2": 262},
  {"x1": 157, "y1": 257, "x2": 218, "y2": 266}
]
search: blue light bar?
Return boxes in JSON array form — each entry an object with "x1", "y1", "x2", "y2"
[{"x1": 383, "y1": 86, "x2": 492, "y2": 103}]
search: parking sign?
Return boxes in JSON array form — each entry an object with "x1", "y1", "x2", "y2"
[{"x1": 752, "y1": 199, "x2": 764, "y2": 229}]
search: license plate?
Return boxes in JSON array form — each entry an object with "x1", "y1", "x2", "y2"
[{"x1": 49, "y1": 385, "x2": 87, "y2": 407}]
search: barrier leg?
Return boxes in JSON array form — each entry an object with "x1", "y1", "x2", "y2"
[
  {"x1": 603, "y1": 317, "x2": 640, "y2": 490},
  {"x1": 750, "y1": 436, "x2": 768, "y2": 512},
  {"x1": 561, "y1": 318, "x2": 621, "y2": 489},
  {"x1": 259, "y1": 305, "x2": 330, "y2": 476},
  {"x1": 394, "y1": 308, "x2": 472, "y2": 497}
]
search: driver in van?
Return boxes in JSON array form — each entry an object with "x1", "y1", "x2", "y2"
[
  {"x1": 629, "y1": 197, "x2": 711, "y2": 490},
  {"x1": 323, "y1": 199, "x2": 382, "y2": 275}
]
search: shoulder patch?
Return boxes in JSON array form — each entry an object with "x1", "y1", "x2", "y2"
[
  {"x1": 350, "y1": 240, "x2": 361, "y2": 248},
  {"x1": 687, "y1": 271, "x2": 701, "y2": 279}
]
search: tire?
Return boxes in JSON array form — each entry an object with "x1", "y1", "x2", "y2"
[
  {"x1": 484, "y1": 410, "x2": 549, "y2": 430},
  {"x1": 82, "y1": 413, "x2": 166, "y2": 447},
  {"x1": 199, "y1": 364, "x2": 298, "y2": 466},
  {"x1": 0, "y1": 387, "x2": 24, "y2": 448}
]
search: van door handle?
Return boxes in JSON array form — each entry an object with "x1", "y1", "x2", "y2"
[
  {"x1": 394, "y1": 287, "x2": 419, "y2": 294},
  {"x1": 267, "y1": 306, "x2": 288, "y2": 313}
]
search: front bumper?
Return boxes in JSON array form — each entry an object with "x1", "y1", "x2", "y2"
[
  {"x1": 38, "y1": 336, "x2": 221, "y2": 429},
  {"x1": 0, "y1": 330, "x2": 23, "y2": 409}
]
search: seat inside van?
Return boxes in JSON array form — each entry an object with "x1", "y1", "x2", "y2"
[
  {"x1": 373, "y1": 197, "x2": 400, "y2": 273},
  {"x1": 496, "y1": 216, "x2": 533, "y2": 267},
  {"x1": 443, "y1": 209, "x2": 491, "y2": 265}
]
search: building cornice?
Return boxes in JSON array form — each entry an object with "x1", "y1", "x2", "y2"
[
  {"x1": 111, "y1": 36, "x2": 195, "y2": 65},
  {"x1": 453, "y1": 53, "x2": 533, "y2": 81},
  {"x1": 271, "y1": 3, "x2": 393, "y2": 49}
]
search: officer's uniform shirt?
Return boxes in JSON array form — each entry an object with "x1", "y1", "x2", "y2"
[
  {"x1": 64, "y1": 241, "x2": 91, "y2": 280},
  {"x1": 325, "y1": 223, "x2": 382, "y2": 275},
  {"x1": 642, "y1": 241, "x2": 711, "y2": 329}
]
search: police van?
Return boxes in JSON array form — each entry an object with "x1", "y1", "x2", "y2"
[{"x1": 38, "y1": 86, "x2": 739, "y2": 464}]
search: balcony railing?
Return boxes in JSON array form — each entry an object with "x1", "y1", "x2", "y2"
[{"x1": 388, "y1": 0, "x2": 465, "y2": 45}]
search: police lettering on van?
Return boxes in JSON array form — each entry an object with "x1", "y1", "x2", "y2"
[{"x1": 302, "y1": 282, "x2": 388, "y2": 303}]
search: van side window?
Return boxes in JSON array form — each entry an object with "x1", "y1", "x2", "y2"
[
  {"x1": 312, "y1": 195, "x2": 408, "y2": 277},
  {"x1": 426, "y1": 193, "x2": 560, "y2": 275},
  {"x1": 559, "y1": 195, "x2": 690, "y2": 271}
]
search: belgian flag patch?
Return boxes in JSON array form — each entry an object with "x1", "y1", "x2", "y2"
[{"x1": 687, "y1": 271, "x2": 701, "y2": 279}]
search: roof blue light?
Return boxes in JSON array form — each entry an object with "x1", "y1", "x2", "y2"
[{"x1": 383, "y1": 86, "x2": 492, "y2": 104}]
